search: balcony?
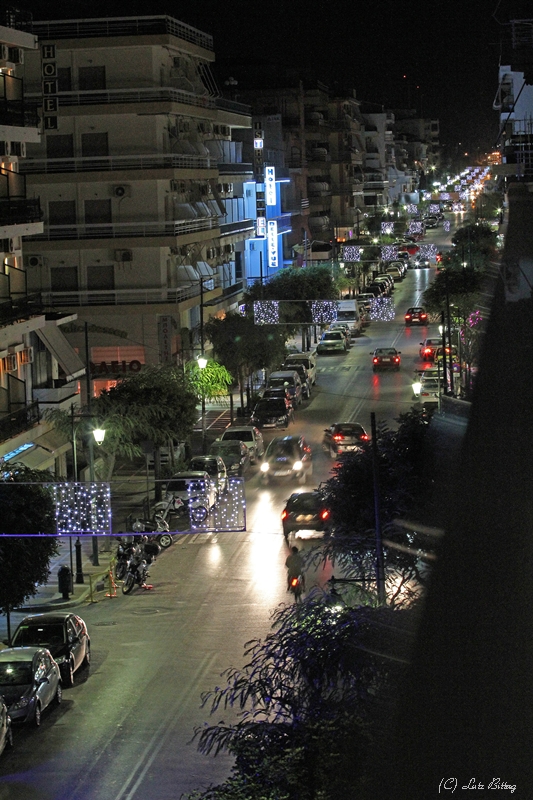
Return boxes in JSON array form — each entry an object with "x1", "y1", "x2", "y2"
[
  {"x1": 0, "y1": 197, "x2": 43, "y2": 227},
  {"x1": 0, "y1": 401, "x2": 40, "y2": 445},
  {"x1": 0, "y1": 293, "x2": 43, "y2": 329},
  {"x1": 31, "y1": 217, "x2": 219, "y2": 242},
  {"x1": 20, "y1": 152, "x2": 216, "y2": 175},
  {"x1": 41, "y1": 281, "x2": 221, "y2": 307},
  {"x1": 33, "y1": 383, "x2": 80, "y2": 411}
]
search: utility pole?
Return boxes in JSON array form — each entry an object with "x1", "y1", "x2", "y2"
[{"x1": 84, "y1": 322, "x2": 99, "y2": 566}]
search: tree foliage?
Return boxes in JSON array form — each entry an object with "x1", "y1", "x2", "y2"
[
  {"x1": 0, "y1": 465, "x2": 59, "y2": 617},
  {"x1": 184, "y1": 358, "x2": 233, "y2": 401},
  {"x1": 244, "y1": 264, "x2": 338, "y2": 304}
]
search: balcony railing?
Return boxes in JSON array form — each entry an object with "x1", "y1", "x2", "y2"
[
  {"x1": 30, "y1": 15, "x2": 214, "y2": 50},
  {"x1": 31, "y1": 217, "x2": 219, "y2": 241},
  {"x1": 0, "y1": 105, "x2": 40, "y2": 128},
  {"x1": 20, "y1": 152, "x2": 215, "y2": 175},
  {"x1": 0, "y1": 198, "x2": 43, "y2": 226},
  {"x1": 0, "y1": 293, "x2": 43, "y2": 329},
  {"x1": 0, "y1": 401, "x2": 40, "y2": 445},
  {"x1": 42, "y1": 282, "x2": 221, "y2": 307}
]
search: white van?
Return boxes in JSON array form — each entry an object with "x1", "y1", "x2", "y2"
[
  {"x1": 284, "y1": 351, "x2": 317, "y2": 385},
  {"x1": 336, "y1": 299, "x2": 362, "y2": 337}
]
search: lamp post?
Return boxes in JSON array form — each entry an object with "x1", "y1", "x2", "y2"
[
  {"x1": 197, "y1": 354, "x2": 208, "y2": 453},
  {"x1": 70, "y1": 405, "x2": 106, "y2": 566}
]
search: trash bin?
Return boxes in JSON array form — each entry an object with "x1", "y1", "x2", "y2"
[{"x1": 58, "y1": 565, "x2": 71, "y2": 600}]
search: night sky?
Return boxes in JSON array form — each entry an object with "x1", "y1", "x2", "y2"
[{"x1": 18, "y1": 0, "x2": 533, "y2": 156}]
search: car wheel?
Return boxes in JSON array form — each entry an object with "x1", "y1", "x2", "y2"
[
  {"x1": 62, "y1": 660, "x2": 74, "y2": 687},
  {"x1": 82, "y1": 643, "x2": 91, "y2": 669},
  {"x1": 158, "y1": 533, "x2": 173, "y2": 549},
  {"x1": 329, "y1": 445, "x2": 337, "y2": 459},
  {"x1": 33, "y1": 702, "x2": 41, "y2": 727},
  {"x1": 55, "y1": 682, "x2": 63, "y2": 705}
]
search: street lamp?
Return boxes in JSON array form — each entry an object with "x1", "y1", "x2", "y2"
[
  {"x1": 197, "y1": 355, "x2": 207, "y2": 453},
  {"x1": 70, "y1": 405, "x2": 106, "y2": 568}
]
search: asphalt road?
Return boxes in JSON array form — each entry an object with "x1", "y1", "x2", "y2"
[{"x1": 0, "y1": 229, "x2": 454, "y2": 799}]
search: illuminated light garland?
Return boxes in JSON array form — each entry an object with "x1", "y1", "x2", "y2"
[
  {"x1": 187, "y1": 478, "x2": 246, "y2": 533},
  {"x1": 468, "y1": 309, "x2": 483, "y2": 327},
  {"x1": 406, "y1": 204, "x2": 418, "y2": 215},
  {"x1": 452, "y1": 203, "x2": 464, "y2": 212},
  {"x1": 419, "y1": 243, "x2": 438, "y2": 258},
  {"x1": 254, "y1": 300, "x2": 279, "y2": 325},
  {"x1": 420, "y1": 192, "x2": 431, "y2": 201},
  {"x1": 381, "y1": 245, "x2": 398, "y2": 261},
  {"x1": 408, "y1": 221, "x2": 424, "y2": 234},
  {"x1": 312, "y1": 301, "x2": 338, "y2": 324},
  {"x1": 54, "y1": 482, "x2": 112, "y2": 535},
  {"x1": 440, "y1": 192, "x2": 450, "y2": 200},
  {"x1": 342, "y1": 245, "x2": 361, "y2": 262},
  {"x1": 381, "y1": 222, "x2": 394, "y2": 235},
  {"x1": 443, "y1": 220, "x2": 451, "y2": 231},
  {"x1": 429, "y1": 204, "x2": 440, "y2": 214},
  {"x1": 459, "y1": 191, "x2": 469, "y2": 201},
  {"x1": 369, "y1": 297, "x2": 395, "y2": 321},
  {"x1": 454, "y1": 185, "x2": 461, "y2": 192}
]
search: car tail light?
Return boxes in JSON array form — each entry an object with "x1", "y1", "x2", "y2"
[
  {"x1": 320, "y1": 509, "x2": 330, "y2": 521},
  {"x1": 360, "y1": 434, "x2": 369, "y2": 441},
  {"x1": 405, "y1": 314, "x2": 411, "y2": 319},
  {"x1": 373, "y1": 357, "x2": 378, "y2": 363},
  {"x1": 421, "y1": 314, "x2": 427, "y2": 320},
  {"x1": 281, "y1": 509, "x2": 288, "y2": 520},
  {"x1": 394, "y1": 357, "x2": 400, "y2": 362},
  {"x1": 424, "y1": 348, "x2": 431, "y2": 355},
  {"x1": 333, "y1": 434, "x2": 344, "y2": 441},
  {"x1": 290, "y1": 577, "x2": 300, "y2": 588}
]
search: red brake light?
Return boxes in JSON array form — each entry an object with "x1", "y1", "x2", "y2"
[
  {"x1": 421, "y1": 314, "x2": 427, "y2": 319},
  {"x1": 320, "y1": 509, "x2": 330, "y2": 521},
  {"x1": 394, "y1": 357, "x2": 400, "y2": 362},
  {"x1": 373, "y1": 357, "x2": 378, "y2": 363},
  {"x1": 360, "y1": 434, "x2": 369, "y2": 441},
  {"x1": 281, "y1": 510, "x2": 288, "y2": 520},
  {"x1": 405, "y1": 314, "x2": 411, "y2": 319},
  {"x1": 290, "y1": 577, "x2": 299, "y2": 587},
  {"x1": 424, "y1": 348, "x2": 431, "y2": 354},
  {"x1": 333, "y1": 434, "x2": 344, "y2": 441}
]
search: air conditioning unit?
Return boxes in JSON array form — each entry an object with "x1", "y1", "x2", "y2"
[
  {"x1": 10, "y1": 142, "x2": 26, "y2": 157},
  {"x1": 115, "y1": 249, "x2": 133, "y2": 262},
  {"x1": 0, "y1": 45, "x2": 9, "y2": 62},
  {"x1": 8, "y1": 47, "x2": 24, "y2": 65},
  {"x1": 0, "y1": 141, "x2": 11, "y2": 156},
  {"x1": 112, "y1": 185, "x2": 131, "y2": 198},
  {"x1": 8, "y1": 238, "x2": 18, "y2": 253},
  {"x1": 224, "y1": 183, "x2": 233, "y2": 193},
  {"x1": 20, "y1": 347, "x2": 34, "y2": 365},
  {"x1": 26, "y1": 255, "x2": 44, "y2": 268},
  {"x1": 2, "y1": 354, "x2": 18, "y2": 372},
  {"x1": 206, "y1": 248, "x2": 216, "y2": 259}
]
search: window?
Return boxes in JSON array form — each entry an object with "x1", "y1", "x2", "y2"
[
  {"x1": 48, "y1": 200, "x2": 76, "y2": 225},
  {"x1": 46, "y1": 134, "x2": 74, "y2": 159},
  {"x1": 81, "y1": 132, "x2": 109, "y2": 157},
  {"x1": 78, "y1": 66, "x2": 106, "y2": 90},
  {"x1": 84, "y1": 199, "x2": 112, "y2": 225}
]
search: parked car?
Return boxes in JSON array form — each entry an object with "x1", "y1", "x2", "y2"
[
  {"x1": 188, "y1": 455, "x2": 228, "y2": 497},
  {"x1": 266, "y1": 371, "x2": 303, "y2": 406},
  {"x1": 164, "y1": 471, "x2": 218, "y2": 511},
  {"x1": 419, "y1": 337, "x2": 442, "y2": 361},
  {"x1": 322, "y1": 422, "x2": 369, "y2": 458},
  {"x1": 357, "y1": 293, "x2": 377, "y2": 311},
  {"x1": 317, "y1": 330, "x2": 347, "y2": 354},
  {"x1": 208, "y1": 440, "x2": 250, "y2": 477},
  {"x1": 260, "y1": 435, "x2": 313, "y2": 485},
  {"x1": 404, "y1": 307, "x2": 428, "y2": 326},
  {"x1": 371, "y1": 348, "x2": 401, "y2": 371},
  {"x1": 7, "y1": 612, "x2": 90, "y2": 688},
  {"x1": 262, "y1": 385, "x2": 293, "y2": 408},
  {"x1": 280, "y1": 362, "x2": 312, "y2": 397},
  {"x1": 326, "y1": 322, "x2": 351, "y2": 348},
  {"x1": 282, "y1": 351, "x2": 317, "y2": 385},
  {"x1": 281, "y1": 491, "x2": 331, "y2": 539},
  {"x1": 0, "y1": 647, "x2": 62, "y2": 726},
  {"x1": 374, "y1": 274, "x2": 394, "y2": 293},
  {"x1": 250, "y1": 398, "x2": 293, "y2": 429},
  {"x1": 216, "y1": 425, "x2": 265, "y2": 463},
  {"x1": 0, "y1": 695, "x2": 13, "y2": 756},
  {"x1": 366, "y1": 283, "x2": 385, "y2": 298}
]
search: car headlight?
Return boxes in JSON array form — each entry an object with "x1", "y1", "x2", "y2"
[
  {"x1": 260, "y1": 462, "x2": 270, "y2": 472},
  {"x1": 292, "y1": 460, "x2": 303, "y2": 471},
  {"x1": 11, "y1": 696, "x2": 30, "y2": 710}
]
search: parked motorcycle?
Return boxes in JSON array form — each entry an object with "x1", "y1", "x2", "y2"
[
  {"x1": 131, "y1": 516, "x2": 174, "y2": 549},
  {"x1": 154, "y1": 494, "x2": 208, "y2": 525},
  {"x1": 121, "y1": 538, "x2": 159, "y2": 594},
  {"x1": 114, "y1": 537, "x2": 137, "y2": 581}
]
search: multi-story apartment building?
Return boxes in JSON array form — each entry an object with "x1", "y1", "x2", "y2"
[
  {"x1": 1, "y1": 8, "x2": 84, "y2": 475},
  {"x1": 392, "y1": 108, "x2": 440, "y2": 178},
  {"x1": 19, "y1": 15, "x2": 253, "y2": 396}
]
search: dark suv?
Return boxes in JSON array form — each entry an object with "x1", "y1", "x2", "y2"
[
  {"x1": 250, "y1": 398, "x2": 293, "y2": 429},
  {"x1": 260, "y1": 435, "x2": 313, "y2": 485}
]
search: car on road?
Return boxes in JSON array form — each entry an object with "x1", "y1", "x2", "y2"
[
  {"x1": 281, "y1": 491, "x2": 331, "y2": 539},
  {"x1": 419, "y1": 337, "x2": 442, "y2": 361},
  {"x1": 260, "y1": 435, "x2": 313, "y2": 485},
  {"x1": 250, "y1": 398, "x2": 293, "y2": 430},
  {"x1": 8, "y1": 612, "x2": 90, "y2": 688},
  {"x1": 164, "y1": 471, "x2": 218, "y2": 511},
  {"x1": 404, "y1": 307, "x2": 428, "y2": 326},
  {"x1": 216, "y1": 425, "x2": 265, "y2": 463},
  {"x1": 280, "y1": 361, "x2": 312, "y2": 397},
  {"x1": 423, "y1": 215, "x2": 439, "y2": 228},
  {"x1": 282, "y1": 351, "x2": 317, "y2": 385},
  {"x1": 266, "y1": 371, "x2": 303, "y2": 406},
  {"x1": 0, "y1": 647, "x2": 62, "y2": 726},
  {"x1": 208, "y1": 439, "x2": 250, "y2": 477},
  {"x1": 397, "y1": 242, "x2": 419, "y2": 256},
  {"x1": 418, "y1": 377, "x2": 442, "y2": 408},
  {"x1": 326, "y1": 322, "x2": 351, "y2": 348},
  {"x1": 322, "y1": 422, "x2": 369, "y2": 458},
  {"x1": 317, "y1": 330, "x2": 347, "y2": 354},
  {"x1": 371, "y1": 348, "x2": 401, "y2": 371},
  {"x1": 0, "y1": 695, "x2": 13, "y2": 756},
  {"x1": 188, "y1": 455, "x2": 229, "y2": 497},
  {"x1": 412, "y1": 254, "x2": 432, "y2": 268}
]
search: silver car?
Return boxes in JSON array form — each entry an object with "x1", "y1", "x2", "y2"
[{"x1": 0, "y1": 647, "x2": 62, "y2": 726}]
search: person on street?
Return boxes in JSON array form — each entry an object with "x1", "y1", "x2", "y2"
[{"x1": 285, "y1": 545, "x2": 305, "y2": 591}]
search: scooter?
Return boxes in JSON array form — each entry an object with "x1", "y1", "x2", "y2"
[{"x1": 131, "y1": 516, "x2": 175, "y2": 549}]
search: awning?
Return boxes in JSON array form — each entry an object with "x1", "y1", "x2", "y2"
[
  {"x1": 15, "y1": 446, "x2": 56, "y2": 472},
  {"x1": 36, "y1": 325, "x2": 86, "y2": 381},
  {"x1": 33, "y1": 429, "x2": 71, "y2": 456}
]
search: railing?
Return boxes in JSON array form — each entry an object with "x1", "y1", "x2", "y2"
[
  {"x1": 42, "y1": 282, "x2": 221, "y2": 307},
  {"x1": 0, "y1": 293, "x2": 43, "y2": 328},
  {"x1": 33, "y1": 384, "x2": 80, "y2": 405},
  {"x1": 218, "y1": 162, "x2": 253, "y2": 175},
  {"x1": 215, "y1": 97, "x2": 252, "y2": 116},
  {"x1": 0, "y1": 401, "x2": 40, "y2": 445},
  {"x1": 0, "y1": 198, "x2": 43, "y2": 226},
  {"x1": 31, "y1": 217, "x2": 219, "y2": 242},
  {"x1": 20, "y1": 152, "x2": 214, "y2": 175},
  {"x1": 219, "y1": 219, "x2": 255, "y2": 236},
  {"x1": 0, "y1": 105, "x2": 40, "y2": 128},
  {"x1": 30, "y1": 15, "x2": 214, "y2": 50}
]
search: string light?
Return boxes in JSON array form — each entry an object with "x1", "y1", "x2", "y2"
[
  {"x1": 312, "y1": 301, "x2": 338, "y2": 324},
  {"x1": 369, "y1": 297, "x2": 395, "y2": 321},
  {"x1": 406, "y1": 204, "x2": 418, "y2": 215},
  {"x1": 419, "y1": 243, "x2": 438, "y2": 258},
  {"x1": 440, "y1": 192, "x2": 450, "y2": 200},
  {"x1": 443, "y1": 220, "x2": 451, "y2": 231},
  {"x1": 187, "y1": 478, "x2": 246, "y2": 533},
  {"x1": 53, "y1": 482, "x2": 112, "y2": 535},
  {"x1": 408, "y1": 221, "x2": 423, "y2": 234},
  {"x1": 253, "y1": 300, "x2": 279, "y2": 325},
  {"x1": 429, "y1": 204, "x2": 440, "y2": 214},
  {"x1": 381, "y1": 222, "x2": 394, "y2": 235},
  {"x1": 342, "y1": 245, "x2": 361, "y2": 261},
  {"x1": 381, "y1": 245, "x2": 398, "y2": 261}
]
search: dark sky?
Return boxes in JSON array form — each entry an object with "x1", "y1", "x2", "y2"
[{"x1": 19, "y1": 0, "x2": 531, "y2": 154}]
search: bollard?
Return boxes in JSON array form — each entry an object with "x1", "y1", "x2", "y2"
[{"x1": 58, "y1": 565, "x2": 71, "y2": 600}]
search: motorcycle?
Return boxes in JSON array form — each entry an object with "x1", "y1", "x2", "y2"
[
  {"x1": 154, "y1": 493, "x2": 208, "y2": 525},
  {"x1": 131, "y1": 516, "x2": 174, "y2": 549},
  {"x1": 122, "y1": 538, "x2": 159, "y2": 594},
  {"x1": 289, "y1": 574, "x2": 304, "y2": 604},
  {"x1": 114, "y1": 537, "x2": 137, "y2": 581}
]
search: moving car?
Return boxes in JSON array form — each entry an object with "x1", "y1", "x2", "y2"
[
  {"x1": 404, "y1": 307, "x2": 428, "y2": 326},
  {"x1": 216, "y1": 425, "x2": 265, "y2": 463},
  {"x1": 281, "y1": 491, "x2": 331, "y2": 539},
  {"x1": 208, "y1": 440, "x2": 250, "y2": 477},
  {"x1": 0, "y1": 695, "x2": 13, "y2": 755},
  {"x1": 419, "y1": 338, "x2": 442, "y2": 361},
  {"x1": 164, "y1": 471, "x2": 218, "y2": 511},
  {"x1": 371, "y1": 348, "x2": 401, "y2": 371},
  {"x1": 188, "y1": 455, "x2": 228, "y2": 497},
  {"x1": 8, "y1": 612, "x2": 90, "y2": 688},
  {"x1": 260, "y1": 435, "x2": 312, "y2": 485},
  {"x1": 317, "y1": 330, "x2": 347, "y2": 354},
  {"x1": 322, "y1": 422, "x2": 369, "y2": 458},
  {"x1": 418, "y1": 377, "x2": 442, "y2": 408},
  {"x1": 250, "y1": 398, "x2": 293, "y2": 429},
  {"x1": 0, "y1": 647, "x2": 62, "y2": 726}
]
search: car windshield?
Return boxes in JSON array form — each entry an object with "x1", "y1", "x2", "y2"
[
  {"x1": 223, "y1": 430, "x2": 254, "y2": 442},
  {"x1": 211, "y1": 442, "x2": 241, "y2": 457},
  {"x1": 336, "y1": 312, "x2": 353, "y2": 322},
  {"x1": 426, "y1": 339, "x2": 441, "y2": 346},
  {"x1": 0, "y1": 662, "x2": 33, "y2": 686},
  {"x1": 287, "y1": 494, "x2": 320, "y2": 513},
  {"x1": 323, "y1": 332, "x2": 342, "y2": 340},
  {"x1": 288, "y1": 358, "x2": 311, "y2": 369},
  {"x1": 268, "y1": 441, "x2": 297, "y2": 458},
  {"x1": 409, "y1": 308, "x2": 425, "y2": 313},
  {"x1": 335, "y1": 424, "x2": 364, "y2": 436},
  {"x1": 375, "y1": 349, "x2": 397, "y2": 356},
  {"x1": 190, "y1": 460, "x2": 217, "y2": 475},
  {"x1": 167, "y1": 479, "x2": 206, "y2": 493},
  {"x1": 12, "y1": 624, "x2": 65, "y2": 647}
]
